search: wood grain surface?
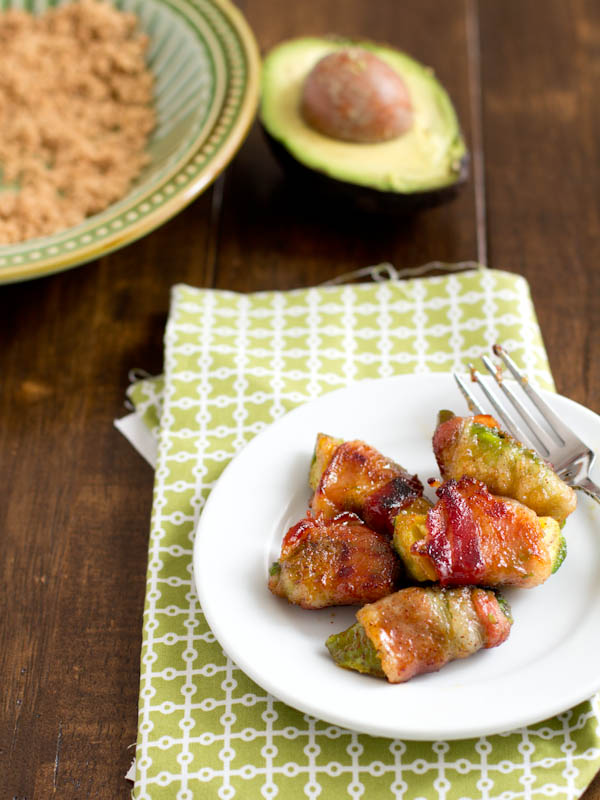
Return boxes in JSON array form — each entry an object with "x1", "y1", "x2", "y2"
[{"x1": 1, "y1": 1, "x2": 598, "y2": 797}]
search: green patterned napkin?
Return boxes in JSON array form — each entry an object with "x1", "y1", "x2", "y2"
[{"x1": 129, "y1": 268, "x2": 600, "y2": 800}]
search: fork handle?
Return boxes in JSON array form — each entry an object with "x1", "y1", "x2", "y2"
[{"x1": 576, "y1": 477, "x2": 600, "y2": 506}]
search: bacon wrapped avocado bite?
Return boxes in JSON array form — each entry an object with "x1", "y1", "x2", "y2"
[
  {"x1": 309, "y1": 433, "x2": 423, "y2": 536},
  {"x1": 326, "y1": 585, "x2": 512, "y2": 682},
  {"x1": 393, "y1": 477, "x2": 565, "y2": 588},
  {"x1": 433, "y1": 411, "x2": 576, "y2": 524},
  {"x1": 268, "y1": 512, "x2": 401, "y2": 609}
]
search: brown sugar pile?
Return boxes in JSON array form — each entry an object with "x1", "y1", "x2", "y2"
[{"x1": 0, "y1": 0, "x2": 156, "y2": 244}]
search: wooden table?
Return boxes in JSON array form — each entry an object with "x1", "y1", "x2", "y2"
[{"x1": 2, "y1": 1, "x2": 599, "y2": 796}]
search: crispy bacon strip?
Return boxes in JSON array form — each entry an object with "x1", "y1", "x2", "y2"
[
  {"x1": 311, "y1": 438, "x2": 422, "y2": 536},
  {"x1": 412, "y1": 477, "x2": 559, "y2": 588},
  {"x1": 269, "y1": 512, "x2": 401, "y2": 609}
]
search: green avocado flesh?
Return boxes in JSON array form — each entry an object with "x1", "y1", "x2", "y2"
[
  {"x1": 260, "y1": 37, "x2": 467, "y2": 194},
  {"x1": 437, "y1": 409, "x2": 456, "y2": 426},
  {"x1": 471, "y1": 422, "x2": 541, "y2": 465},
  {"x1": 326, "y1": 622, "x2": 385, "y2": 677},
  {"x1": 552, "y1": 534, "x2": 567, "y2": 574},
  {"x1": 495, "y1": 592, "x2": 513, "y2": 624},
  {"x1": 471, "y1": 422, "x2": 504, "y2": 452}
]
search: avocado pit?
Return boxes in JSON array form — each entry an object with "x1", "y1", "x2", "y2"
[{"x1": 300, "y1": 48, "x2": 413, "y2": 144}]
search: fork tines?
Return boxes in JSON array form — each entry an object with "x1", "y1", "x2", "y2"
[{"x1": 454, "y1": 345, "x2": 573, "y2": 460}]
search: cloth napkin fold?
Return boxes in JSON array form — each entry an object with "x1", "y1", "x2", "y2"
[{"x1": 126, "y1": 267, "x2": 600, "y2": 800}]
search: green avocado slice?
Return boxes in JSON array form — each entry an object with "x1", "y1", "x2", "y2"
[
  {"x1": 552, "y1": 533, "x2": 567, "y2": 574},
  {"x1": 437, "y1": 409, "x2": 456, "y2": 426},
  {"x1": 260, "y1": 37, "x2": 467, "y2": 195},
  {"x1": 495, "y1": 591, "x2": 514, "y2": 624},
  {"x1": 326, "y1": 621, "x2": 385, "y2": 677}
]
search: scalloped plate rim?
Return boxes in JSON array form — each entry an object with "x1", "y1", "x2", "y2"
[{"x1": 0, "y1": 0, "x2": 260, "y2": 283}]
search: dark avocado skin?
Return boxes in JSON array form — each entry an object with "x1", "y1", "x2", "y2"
[{"x1": 263, "y1": 129, "x2": 469, "y2": 214}]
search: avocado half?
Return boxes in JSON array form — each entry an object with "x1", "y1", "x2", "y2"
[{"x1": 260, "y1": 37, "x2": 469, "y2": 213}]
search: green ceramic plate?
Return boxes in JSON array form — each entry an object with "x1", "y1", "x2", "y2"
[{"x1": 0, "y1": 0, "x2": 260, "y2": 283}]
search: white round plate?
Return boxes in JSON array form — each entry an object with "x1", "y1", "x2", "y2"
[{"x1": 193, "y1": 374, "x2": 600, "y2": 740}]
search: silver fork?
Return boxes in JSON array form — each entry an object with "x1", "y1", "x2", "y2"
[{"x1": 453, "y1": 344, "x2": 600, "y2": 504}]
